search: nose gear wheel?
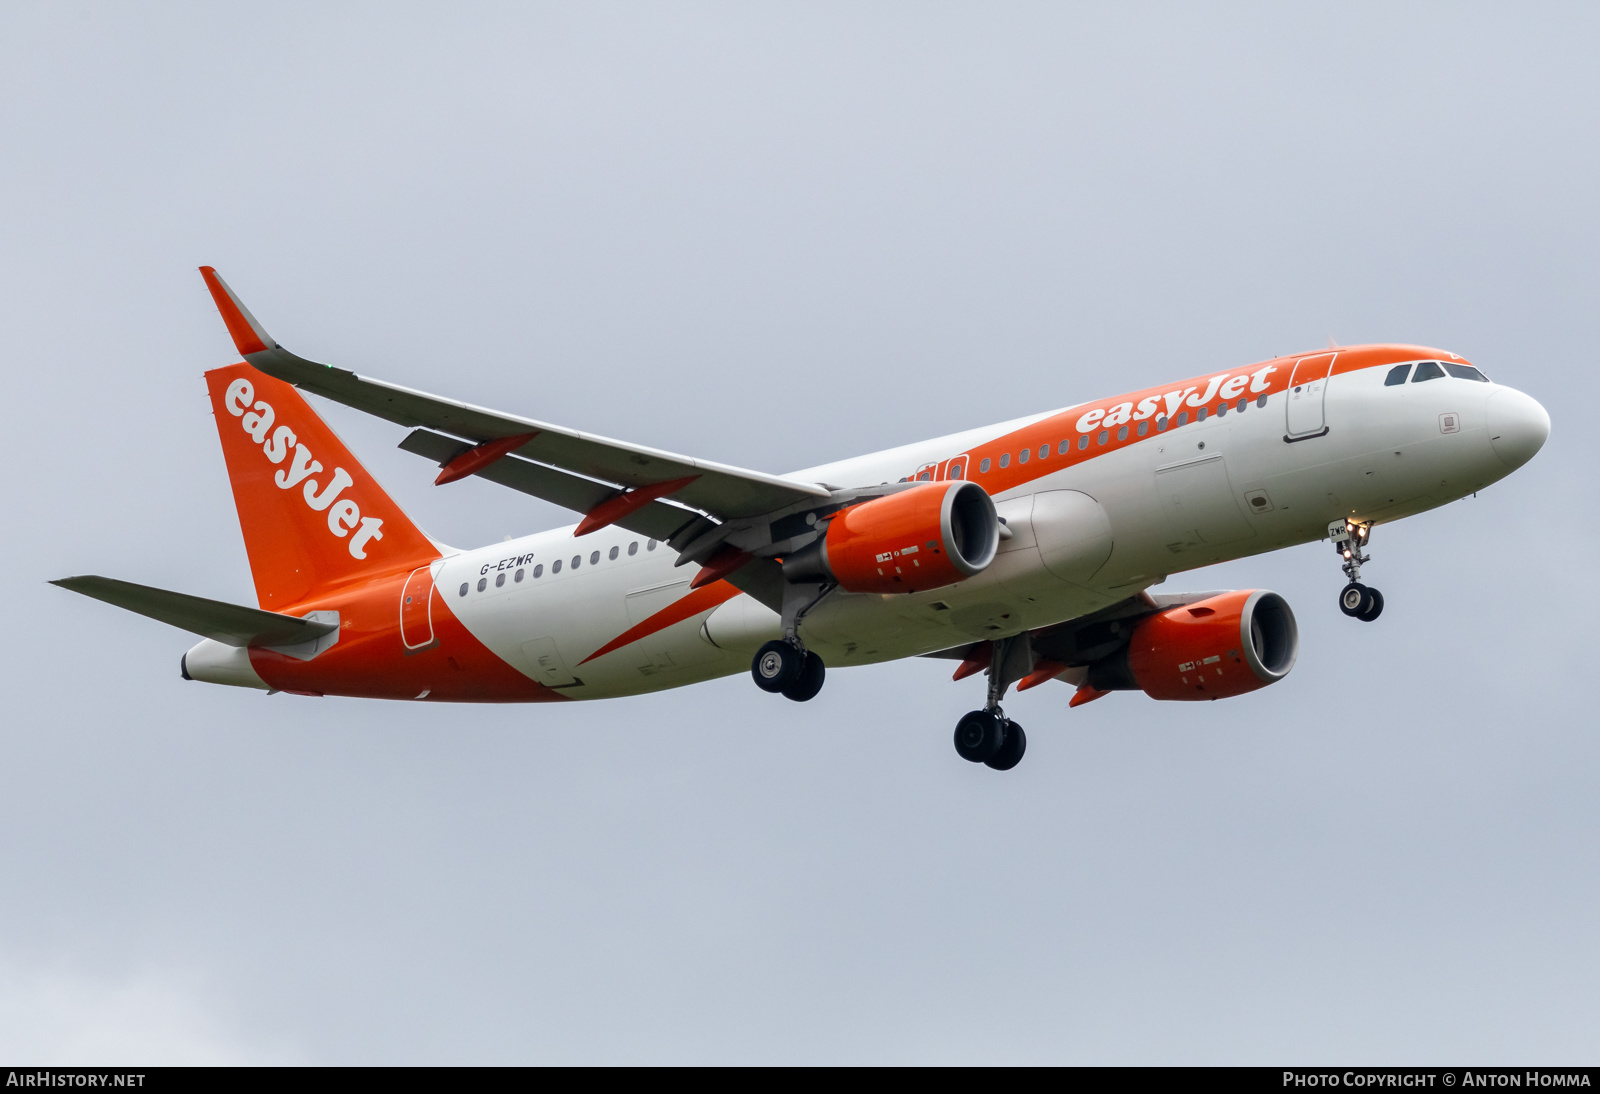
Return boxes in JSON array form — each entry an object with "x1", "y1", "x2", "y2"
[{"x1": 1329, "y1": 519, "x2": 1384, "y2": 623}]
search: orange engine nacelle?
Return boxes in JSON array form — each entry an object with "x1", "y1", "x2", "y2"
[
  {"x1": 782, "y1": 481, "x2": 999, "y2": 595},
  {"x1": 1087, "y1": 590, "x2": 1299, "y2": 701}
]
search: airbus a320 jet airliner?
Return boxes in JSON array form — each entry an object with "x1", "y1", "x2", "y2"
[{"x1": 55, "y1": 269, "x2": 1550, "y2": 771}]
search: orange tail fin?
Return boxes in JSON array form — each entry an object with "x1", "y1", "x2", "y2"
[{"x1": 204, "y1": 363, "x2": 439, "y2": 609}]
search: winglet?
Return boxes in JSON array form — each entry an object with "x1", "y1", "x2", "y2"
[{"x1": 199, "y1": 266, "x2": 275, "y2": 356}]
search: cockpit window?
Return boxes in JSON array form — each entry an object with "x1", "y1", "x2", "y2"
[
  {"x1": 1384, "y1": 364, "x2": 1411, "y2": 386},
  {"x1": 1443, "y1": 362, "x2": 1490, "y2": 382},
  {"x1": 1412, "y1": 361, "x2": 1445, "y2": 383}
]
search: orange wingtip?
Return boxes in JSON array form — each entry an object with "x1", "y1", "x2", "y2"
[{"x1": 199, "y1": 266, "x2": 272, "y2": 356}]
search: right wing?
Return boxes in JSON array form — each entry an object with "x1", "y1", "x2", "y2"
[{"x1": 51, "y1": 576, "x2": 337, "y2": 648}]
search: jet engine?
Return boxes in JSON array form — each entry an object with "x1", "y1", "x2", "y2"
[
  {"x1": 783, "y1": 481, "x2": 999, "y2": 595},
  {"x1": 1087, "y1": 590, "x2": 1299, "y2": 700}
]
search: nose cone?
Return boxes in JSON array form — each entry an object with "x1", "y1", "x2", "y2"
[{"x1": 1487, "y1": 387, "x2": 1550, "y2": 471}]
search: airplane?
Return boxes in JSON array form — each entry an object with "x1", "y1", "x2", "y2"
[{"x1": 53, "y1": 268, "x2": 1550, "y2": 771}]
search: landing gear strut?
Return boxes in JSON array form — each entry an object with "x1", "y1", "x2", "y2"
[
  {"x1": 1329, "y1": 518, "x2": 1384, "y2": 622},
  {"x1": 953, "y1": 635, "x2": 1028, "y2": 770}
]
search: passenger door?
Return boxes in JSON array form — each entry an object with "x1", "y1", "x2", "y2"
[
  {"x1": 1285, "y1": 353, "x2": 1336, "y2": 440},
  {"x1": 400, "y1": 565, "x2": 436, "y2": 651}
]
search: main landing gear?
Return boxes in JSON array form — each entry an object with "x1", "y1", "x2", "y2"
[
  {"x1": 750, "y1": 579, "x2": 834, "y2": 702},
  {"x1": 954, "y1": 710, "x2": 1027, "y2": 771},
  {"x1": 751, "y1": 640, "x2": 825, "y2": 702},
  {"x1": 1329, "y1": 518, "x2": 1384, "y2": 622},
  {"x1": 953, "y1": 634, "x2": 1028, "y2": 771}
]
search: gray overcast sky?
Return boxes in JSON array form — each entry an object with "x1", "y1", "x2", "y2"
[{"x1": 1, "y1": 2, "x2": 1596, "y2": 1064}]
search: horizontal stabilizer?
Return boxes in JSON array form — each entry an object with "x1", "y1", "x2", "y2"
[{"x1": 51, "y1": 575, "x2": 338, "y2": 648}]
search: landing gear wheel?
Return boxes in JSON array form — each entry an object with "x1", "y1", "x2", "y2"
[
  {"x1": 985, "y1": 720, "x2": 1027, "y2": 771},
  {"x1": 953, "y1": 710, "x2": 1005, "y2": 764},
  {"x1": 781, "y1": 651, "x2": 825, "y2": 702},
  {"x1": 751, "y1": 640, "x2": 803, "y2": 693},
  {"x1": 1358, "y1": 587, "x2": 1384, "y2": 622},
  {"x1": 1339, "y1": 583, "x2": 1373, "y2": 618}
]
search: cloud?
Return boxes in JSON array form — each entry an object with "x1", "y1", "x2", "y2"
[{"x1": 0, "y1": 958, "x2": 298, "y2": 1066}]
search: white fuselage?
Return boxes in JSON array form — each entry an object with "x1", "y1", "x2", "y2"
[{"x1": 436, "y1": 358, "x2": 1531, "y2": 700}]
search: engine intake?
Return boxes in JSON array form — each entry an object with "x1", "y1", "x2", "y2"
[
  {"x1": 1087, "y1": 590, "x2": 1299, "y2": 701},
  {"x1": 782, "y1": 480, "x2": 999, "y2": 594}
]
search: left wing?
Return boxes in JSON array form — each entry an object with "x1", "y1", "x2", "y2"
[{"x1": 199, "y1": 268, "x2": 830, "y2": 528}]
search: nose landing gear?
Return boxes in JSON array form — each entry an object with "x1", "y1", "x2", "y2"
[
  {"x1": 1330, "y1": 519, "x2": 1384, "y2": 622},
  {"x1": 952, "y1": 635, "x2": 1029, "y2": 770}
]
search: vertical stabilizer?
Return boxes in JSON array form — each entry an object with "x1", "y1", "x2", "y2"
[{"x1": 204, "y1": 363, "x2": 439, "y2": 609}]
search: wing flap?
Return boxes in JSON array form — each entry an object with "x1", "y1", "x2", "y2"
[{"x1": 52, "y1": 575, "x2": 337, "y2": 648}]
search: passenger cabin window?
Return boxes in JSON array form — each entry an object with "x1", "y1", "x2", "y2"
[
  {"x1": 1039, "y1": 444, "x2": 1050, "y2": 459},
  {"x1": 458, "y1": 583, "x2": 468, "y2": 597},
  {"x1": 534, "y1": 564, "x2": 544, "y2": 577},
  {"x1": 476, "y1": 577, "x2": 487, "y2": 592},
  {"x1": 1018, "y1": 448, "x2": 1029, "y2": 464},
  {"x1": 1385, "y1": 364, "x2": 1412, "y2": 386},
  {"x1": 552, "y1": 559, "x2": 562, "y2": 573},
  {"x1": 1137, "y1": 421, "x2": 1149, "y2": 436},
  {"x1": 1097, "y1": 430, "x2": 1109, "y2": 445},
  {"x1": 515, "y1": 568, "x2": 525, "y2": 582},
  {"x1": 1412, "y1": 361, "x2": 1445, "y2": 383},
  {"x1": 628, "y1": 542, "x2": 638, "y2": 556},
  {"x1": 1077, "y1": 436, "x2": 1088, "y2": 450},
  {"x1": 495, "y1": 572, "x2": 505, "y2": 587},
  {"x1": 609, "y1": 546, "x2": 619, "y2": 560},
  {"x1": 1444, "y1": 362, "x2": 1490, "y2": 382},
  {"x1": 571, "y1": 555, "x2": 582, "y2": 569},
  {"x1": 979, "y1": 457, "x2": 991, "y2": 473},
  {"x1": 590, "y1": 551, "x2": 600, "y2": 565},
  {"x1": 999, "y1": 453, "x2": 1010, "y2": 468}
]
